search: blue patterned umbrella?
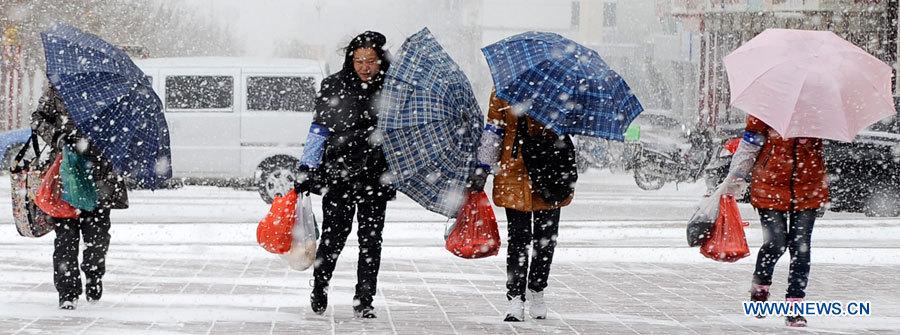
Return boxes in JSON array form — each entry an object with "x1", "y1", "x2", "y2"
[
  {"x1": 378, "y1": 28, "x2": 483, "y2": 217},
  {"x1": 41, "y1": 23, "x2": 171, "y2": 189},
  {"x1": 482, "y1": 31, "x2": 644, "y2": 140}
]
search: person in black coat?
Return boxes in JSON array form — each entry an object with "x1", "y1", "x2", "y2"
[
  {"x1": 296, "y1": 31, "x2": 395, "y2": 319},
  {"x1": 31, "y1": 86, "x2": 129, "y2": 310}
]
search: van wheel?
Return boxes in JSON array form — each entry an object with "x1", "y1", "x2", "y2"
[
  {"x1": 864, "y1": 183, "x2": 900, "y2": 217},
  {"x1": 257, "y1": 156, "x2": 299, "y2": 204}
]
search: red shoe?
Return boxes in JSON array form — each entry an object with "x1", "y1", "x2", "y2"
[{"x1": 749, "y1": 283, "x2": 770, "y2": 319}]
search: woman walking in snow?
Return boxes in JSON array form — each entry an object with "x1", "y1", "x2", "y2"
[
  {"x1": 470, "y1": 92, "x2": 574, "y2": 322},
  {"x1": 295, "y1": 31, "x2": 395, "y2": 319},
  {"x1": 722, "y1": 115, "x2": 828, "y2": 327},
  {"x1": 32, "y1": 86, "x2": 129, "y2": 310}
]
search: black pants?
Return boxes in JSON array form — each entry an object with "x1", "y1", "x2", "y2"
[
  {"x1": 313, "y1": 191, "x2": 387, "y2": 307},
  {"x1": 53, "y1": 209, "x2": 111, "y2": 302},
  {"x1": 753, "y1": 209, "x2": 817, "y2": 299},
  {"x1": 506, "y1": 208, "x2": 560, "y2": 301}
]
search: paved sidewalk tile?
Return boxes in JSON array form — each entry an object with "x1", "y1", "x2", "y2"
[{"x1": 0, "y1": 244, "x2": 897, "y2": 334}]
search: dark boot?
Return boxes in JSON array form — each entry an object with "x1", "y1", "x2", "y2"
[
  {"x1": 86, "y1": 279, "x2": 102, "y2": 303},
  {"x1": 353, "y1": 294, "x2": 376, "y2": 318},
  {"x1": 785, "y1": 315, "x2": 807, "y2": 327},
  {"x1": 353, "y1": 304, "x2": 376, "y2": 319},
  {"x1": 785, "y1": 298, "x2": 807, "y2": 327},
  {"x1": 58, "y1": 297, "x2": 77, "y2": 310},
  {"x1": 310, "y1": 283, "x2": 328, "y2": 315}
]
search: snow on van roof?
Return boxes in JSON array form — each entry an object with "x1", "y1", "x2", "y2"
[{"x1": 134, "y1": 57, "x2": 324, "y2": 72}]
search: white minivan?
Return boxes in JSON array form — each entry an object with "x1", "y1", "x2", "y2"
[{"x1": 134, "y1": 57, "x2": 325, "y2": 203}]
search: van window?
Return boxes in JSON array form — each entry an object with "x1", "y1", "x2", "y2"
[
  {"x1": 246, "y1": 76, "x2": 316, "y2": 112},
  {"x1": 165, "y1": 75, "x2": 234, "y2": 111}
]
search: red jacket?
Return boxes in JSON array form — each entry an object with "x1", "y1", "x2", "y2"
[{"x1": 747, "y1": 116, "x2": 829, "y2": 211}]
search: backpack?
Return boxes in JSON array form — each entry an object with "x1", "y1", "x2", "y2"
[{"x1": 512, "y1": 117, "x2": 578, "y2": 205}]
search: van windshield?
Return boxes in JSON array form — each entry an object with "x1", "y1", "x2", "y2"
[{"x1": 246, "y1": 76, "x2": 316, "y2": 112}]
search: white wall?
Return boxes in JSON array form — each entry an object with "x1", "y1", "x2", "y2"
[{"x1": 481, "y1": 1, "x2": 574, "y2": 29}]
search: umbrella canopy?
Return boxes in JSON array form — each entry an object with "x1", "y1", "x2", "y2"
[
  {"x1": 41, "y1": 23, "x2": 171, "y2": 188},
  {"x1": 378, "y1": 28, "x2": 483, "y2": 217},
  {"x1": 724, "y1": 29, "x2": 895, "y2": 142},
  {"x1": 482, "y1": 31, "x2": 644, "y2": 140}
]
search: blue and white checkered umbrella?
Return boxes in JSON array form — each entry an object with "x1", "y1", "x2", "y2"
[
  {"x1": 378, "y1": 28, "x2": 483, "y2": 217},
  {"x1": 482, "y1": 31, "x2": 644, "y2": 140},
  {"x1": 41, "y1": 23, "x2": 171, "y2": 189}
]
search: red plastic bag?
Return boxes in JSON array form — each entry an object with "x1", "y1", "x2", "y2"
[
  {"x1": 34, "y1": 154, "x2": 79, "y2": 219},
  {"x1": 257, "y1": 189, "x2": 298, "y2": 254},
  {"x1": 445, "y1": 191, "x2": 500, "y2": 259},
  {"x1": 701, "y1": 195, "x2": 750, "y2": 262}
]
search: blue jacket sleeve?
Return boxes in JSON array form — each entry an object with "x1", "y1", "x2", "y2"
[{"x1": 299, "y1": 123, "x2": 331, "y2": 168}]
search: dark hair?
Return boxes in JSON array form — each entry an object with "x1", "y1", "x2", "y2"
[{"x1": 342, "y1": 31, "x2": 390, "y2": 75}]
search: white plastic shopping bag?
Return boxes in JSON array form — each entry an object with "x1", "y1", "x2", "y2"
[{"x1": 279, "y1": 193, "x2": 319, "y2": 270}]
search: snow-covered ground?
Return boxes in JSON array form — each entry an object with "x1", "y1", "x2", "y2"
[{"x1": 1, "y1": 170, "x2": 898, "y2": 334}]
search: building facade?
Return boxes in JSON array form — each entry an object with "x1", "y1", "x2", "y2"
[{"x1": 673, "y1": 0, "x2": 899, "y2": 132}]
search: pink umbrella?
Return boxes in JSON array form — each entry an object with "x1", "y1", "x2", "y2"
[{"x1": 724, "y1": 29, "x2": 895, "y2": 142}]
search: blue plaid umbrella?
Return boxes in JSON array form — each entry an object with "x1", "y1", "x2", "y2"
[
  {"x1": 378, "y1": 28, "x2": 483, "y2": 217},
  {"x1": 41, "y1": 23, "x2": 171, "y2": 189},
  {"x1": 482, "y1": 31, "x2": 644, "y2": 140}
]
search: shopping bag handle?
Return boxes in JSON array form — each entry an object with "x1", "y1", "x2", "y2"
[{"x1": 9, "y1": 133, "x2": 43, "y2": 173}]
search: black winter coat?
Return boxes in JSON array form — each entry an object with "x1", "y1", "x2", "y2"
[
  {"x1": 311, "y1": 69, "x2": 395, "y2": 201},
  {"x1": 31, "y1": 88, "x2": 129, "y2": 210}
]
